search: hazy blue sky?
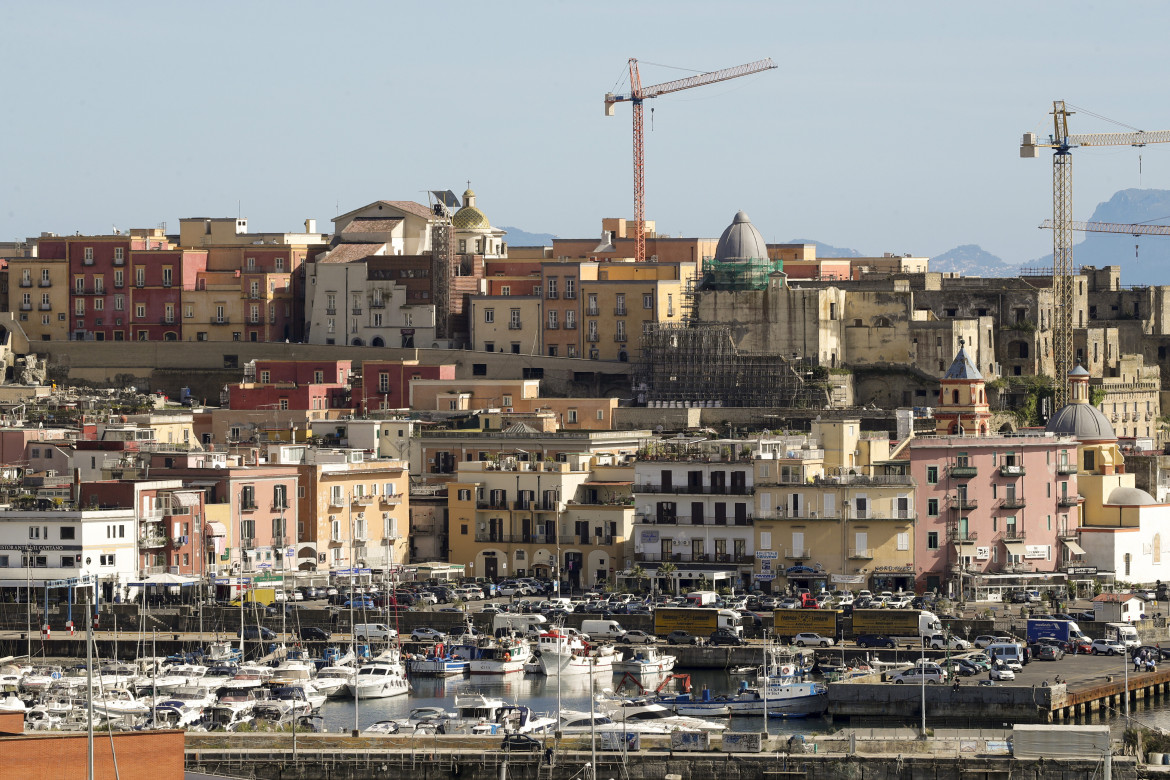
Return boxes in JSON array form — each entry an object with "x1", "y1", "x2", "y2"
[{"x1": 4, "y1": 1, "x2": 1168, "y2": 264}]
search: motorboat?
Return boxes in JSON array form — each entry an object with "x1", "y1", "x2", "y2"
[
  {"x1": 613, "y1": 646, "x2": 676, "y2": 676},
  {"x1": 345, "y1": 659, "x2": 409, "y2": 700},
  {"x1": 599, "y1": 696, "x2": 727, "y2": 732},
  {"x1": 658, "y1": 677, "x2": 827, "y2": 718},
  {"x1": 312, "y1": 666, "x2": 354, "y2": 698},
  {"x1": 556, "y1": 709, "x2": 672, "y2": 735}
]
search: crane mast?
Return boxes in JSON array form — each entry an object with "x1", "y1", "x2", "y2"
[
  {"x1": 1021, "y1": 101, "x2": 1170, "y2": 410},
  {"x1": 605, "y1": 58, "x2": 777, "y2": 262}
]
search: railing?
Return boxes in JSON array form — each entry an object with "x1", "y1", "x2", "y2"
[
  {"x1": 785, "y1": 547, "x2": 812, "y2": 559},
  {"x1": 380, "y1": 493, "x2": 404, "y2": 505},
  {"x1": 1057, "y1": 464, "x2": 1078, "y2": 475},
  {"x1": 999, "y1": 496, "x2": 1026, "y2": 509},
  {"x1": 271, "y1": 536, "x2": 287, "y2": 547},
  {"x1": 475, "y1": 533, "x2": 553, "y2": 544},
  {"x1": 586, "y1": 307, "x2": 600, "y2": 316},
  {"x1": 271, "y1": 502, "x2": 290, "y2": 511},
  {"x1": 508, "y1": 322, "x2": 523, "y2": 330},
  {"x1": 848, "y1": 548, "x2": 874, "y2": 559},
  {"x1": 546, "y1": 291, "x2": 558, "y2": 300},
  {"x1": 39, "y1": 279, "x2": 52, "y2": 287},
  {"x1": 614, "y1": 307, "x2": 627, "y2": 316},
  {"x1": 352, "y1": 308, "x2": 362, "y2": 315},
  {"x1": 614, "y1": 333, "x2": 627, "y2": 342},
  {"x1": 326, "y1": 308, "x2": 336, "y2": 315},
  {"x1": 564, "y1": 291, "x2": 576, "y2": 299},
  {"x1": 18, "y1": 280, "x2": 31, "y2": 288},
  {"x1": 240, "y1": 502, "x2": 258, "y2": 512},
  {"x1": 351, "y1": 496, "x2": 374, "y2": 506},
  {"x1": 563, "y1": 321, "x2": 577, "y2": 329},
  {"x1": 1000, "y1": 465, "x2": 1026, "y2": 476},
  {"x1": 139, "y1": 535, "x2": 168, "y2": 548},
  {"x1": 1058, "y1": 495, "x2": 1080, "y2": 506},
  {"x1": 1003, "y1": 528, "x2": 1026, "y2": 540},
  {"x1": 546, "y1": 322, "x2": 559, "y2": 329},
  {"x1": 39, "y1": 303, "x2": 51, "y2": 311},
  {"x1": 587, "y1": 333, "x2": 599, "y2": 342},
  {"x1": 949, "y1": 465, "x2": 978, "y2": 478},
  {"x1": 83, "y1": 257, "x2": 94, "y2": 266},
  {"x1": 213, "y1": 318, "x2": 230, "y2": 325},
  {"x1": 765, "y1": 507, "x2": 840, "y2": 520},
  {"x1": 113, "y1": 257, "x2": 124, "y2": 266},
  {"x1": 241, "y1": 537, "x2": 255, "y2": 550},
  {"x1": 947, "y1": 528, "x2": 977, "y2": 542},
  {"x1": 949, "y1": 496, "x2": 978, "y2": 510},
  {"x1": 632, "y1": 484, "x2": 753, "y2": 495},
  {"x1": 19, "y1": 303, "x2": 31, "y2": 311}
]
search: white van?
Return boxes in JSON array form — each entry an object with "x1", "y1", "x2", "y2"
[
  {"x1": 1107, "y1": 622, "x2": 1140, "y2": 648},
  {"x1": 353, "y1": 623, "x2": 397, "y2": 641},
  {"x1": 987, "y1": 642, "x2": 1025, "y2": 671},
  {"x1": 581, "y1": 619, "x2": 627, "y2": 641}
]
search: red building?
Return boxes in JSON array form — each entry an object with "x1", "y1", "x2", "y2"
[
  {"x1": 128, "y1": 246, "x2": 207, "y2": 341},
  {"x1": 253, "y1": 360, "x2": 352, "y2": 385},
  {"x1": 359, "y1": 359, "x2": 455, "y2": 413},
  {"x1": 227, "y1": 360, "x2": 355, "y2": 411}
]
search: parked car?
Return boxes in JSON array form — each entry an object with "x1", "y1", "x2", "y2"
[
  {"x1": 411, "y1": 627, "x2": 447, "y2": 642},
  {"x1": 237, "y1": 626, "x2": 276, "y2": 640},
  {"x1": 973, "y1": 635, "x2": 1000, "y2": 649},
  {"x1": 501, "y1": 733, "x2": 542, "y2": 752},
  {"x1": 962, "y1": 652, "x2": 992, "y2": 671},
  {"x1": 708, "y1": 629, "x2": 745, "y2": 646},
  {"x1": 342, "y1": 598, "x2": 375, "y2": 610},
  {"x1": 857, "y1": 634, "x2": 897, "y2": 649},
  {"x1": 946, "y1": 658, "x2": 981, "y2": 677},
  {"x1": 620, "y1": 630, "x2": 657, "y2": 645},
  {"x1": 794, "y1": 632, "x2": 834, "y2": 647},
  {"x1": 666, "y1": 631, "x2": 700, "y2": 646},
  {"x1": 298, "y1": 626, "x2": 332, "y2": 641},
  {"x1": 989, "y1": 667, "x2": 1016, "y2": 681},
  {"x1": 1091, "y1": 638, "x2": 1125, "y2": 656},
  {"x1": 1034, "y1": 644, "x2": 1064, "y2": 661},
  {"x1": 891, "y1": 667, "x2": 945, "y2": 684}
]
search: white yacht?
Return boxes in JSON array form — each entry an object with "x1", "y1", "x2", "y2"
[
  {"x1": 312, "y1": 666, "x2": 354, "y2": 698},
  {"x1": 600, "y1": 696, "x2": 727, "y2": 731},
  {"x1": 612, "y1": 646, "x2": 677, "y2": 676},
  {"x1": 345, "y1": 651, "x2": 409, "y2": 700}
]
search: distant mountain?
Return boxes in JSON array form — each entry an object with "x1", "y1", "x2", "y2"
[
  {"x1": 500, "y1": 226, "x2": 556, "y2": 246},
  {"x1": 930, "y1": 244, "x2": 1023, "y2": 277},
  {"x1": 1028, "y1": 188, "x2": 1170, "y2": 286},
  {"x1": 787, "y1": 239, "x2": 863, "y2": 258}
]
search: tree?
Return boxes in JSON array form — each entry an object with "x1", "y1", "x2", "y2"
[
  {"x1": 656, "y1": 562, "x2": 679, "y2": 596},
  {"x1": 630, "y1": 565, "x2": 647, "y2": 594}
]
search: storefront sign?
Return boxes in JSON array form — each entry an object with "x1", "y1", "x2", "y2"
[
  {"x1": 640, "y1": 530, "x2": 659, "y2": 544},
  {"x1": 976, "y1": 547, "x2": 990, "y2": 560},
  {"x1": 755, "y1": 550, "x2": 779, "y2": 560},
  {"x1": 786, "y1": 565, "x2": 818, "y2": 576},
  {"x1": 1068, "y1": 566, "x2": 1098, "y2": 576},
  {"x1": 1025, "y1": 545, "x2": 1049, "y2": 560},
  {"x1": 831, "y1": 574, "x2": 866, "y2": 584},
  {"x1": 0, "y1": 544, "x2": 81, "y2": 551},
  {"x1": 755, "y1": 574, "x2": 775, "y2": 582}
]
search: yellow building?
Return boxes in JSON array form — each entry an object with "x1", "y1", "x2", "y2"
[
  {"x1": 469, "y1": 295, "x2": 542, "y2": 354},
  {"x1": 10, "y1": 254, "x2": 68, "y2": 342},
  {"x1": 292, "y1": 450, "x2": 410, "y2": 573},
  {"x1": 579, "y1": 260, "x2": 697, "y2": 361},
  {"x1": 447, "y1": 456, "x2": 633, "y2": 590},
  {"x1": 753, "y1": 420, "x2": 917, "y2": 593}
]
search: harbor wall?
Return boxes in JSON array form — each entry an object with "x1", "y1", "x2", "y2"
[{"x1": 0, "y1": 728, "x2": 185, "y2": 780}]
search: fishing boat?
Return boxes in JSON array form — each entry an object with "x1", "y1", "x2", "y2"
[
  {"x1": 536, "y1": 630, "x2": 614, "y2": 676},
  {"x1": 612, "y1": 646, "x2": 676, "y2": 675},
  {"x1": 468, "y1": 635, "x2": 531, "y2": 675},
  {"x1": 406, "y1": 642, "x2": 469, "y2": 677}
]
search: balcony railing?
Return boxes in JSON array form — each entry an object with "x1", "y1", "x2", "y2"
[
  {"x1": 271, "y1": 536, "x2": 287, "y2": 547},
  {"x1": 1057, "y1": 464, "x2": 1077, "y2": 475},
  {"x1": 614, "y1": 333, "x2": 627, "y2": 342},
  {"x1": 39, "y1": 279, "x2": 52, "y2": 287},
  {"x1": 546, "y1": 322, "x2": 559, "y2": 329},
  {"x1": 765, "y1": 507, "x2": 841, "y2": 520},
  {"x1": 475, "y1": 533, "x2": 555, "y2": 544},
  {"x1": 39, "y1": 303, "x2": 51, "y2": 311},
  {"x1": 352, "y1": 308, "x2": 362, "y2": 315},
  {"x1": 999, "y1": 496, "x2": 1026, "y2": 509},
  {"x1": 139, "y1": 535, "x2": 168, "y2": 548},
  {"x1": 19, "y1": 303, "x2": 31, "y2": 311},
  {"x1": 848, "y1": 548, "x2": 874, "y2": 559},
  {"x1": 1003, "y1": 528, "x2": 1026, "y2": 540},
  {"x1": 563, "y1": 321, "x2": 577, "y2": 329},
  {"x1": 614, "y1": 307, "x2": 627, "y2": 316},
  {"x1": 271, "y1": 501, "x2": 290, "y2": 512},
  {"x1": 949, "y1": 465, "x2": 978, "y2": 478},
  {"x1": 785, "y1": 547, "x2": 812, "y2": 559},
  {"x1": 586, "y1": 307, "x2": 600, "y2": 317},
  {"x1": 947, "y1": 528, "x2": 977, "y2": 542},
  {"x1": 18, "y1": 280, "x2": 31, "y2": 288},
  {"x1": 632, "y1": 484, "x2": 753, "y2": 496},
  {"x1": 949, "y1": 496, "x2": 978, "y2": 510},
  {"x1": 380, "y1": 493, "x2": 404, "y2": 505},
  {"x1": 326, "y1": 307, "x2": 336, "y2": 315},
  {"x1": 587, "y1": 333, "x2": 600, "y2": 342},
  {"x1": 1058, "y1": 495, "x2": 1080, "y2": 506},
  {"x1": 508, "y1": 322, "x2": 523, "y2": 330},
  {"x1": 113, "y1": 257, "x2": 124, "y2": 266},
  {"x1": 1000, "y1": 465, "x2": 1026, "y2": 477},
  {"x1": 241, "y1": 537, "x2": 255, "y2": 550},
  {"x1": 352, "y1": 495, "x2": 375, "y2": 506}
]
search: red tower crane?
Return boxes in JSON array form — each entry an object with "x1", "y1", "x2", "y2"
[{"x1": 605, "y1": 58, "x2": 777, "y2": 263}]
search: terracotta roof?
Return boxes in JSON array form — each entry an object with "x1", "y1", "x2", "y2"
[
  {"x1": 316, "y1": 243, "x2": 387, "y2": 265},
  {"x1": 343, "y1": 217, "x2": 403, "y2": 234},
  {"x1": 376, "y1": 201, "x2": 434, "y2": 220},
  {"x1": 1092, "y1": 592, "x2": 1142, "y2": 603}
]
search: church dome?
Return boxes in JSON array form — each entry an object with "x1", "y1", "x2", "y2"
[
  {"x1": 714, "y1": 211, "x2": 768, "y2": 262},
  {"x1": 1045, "y1": 401, "x2": 1115, "y2": 441},
  {"x1": 453, "y1": 188, "x2": 491, "y2": 229},
  {"x1": 1106, "y1": 486, "x2": 1158, "y2": 506}
]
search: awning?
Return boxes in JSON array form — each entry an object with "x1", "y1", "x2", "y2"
[
  {"x1": 205, "y1": 522, "x2": 228, "y2": 538},
  {"x1": 174, "y1": 492, "x2": 200, "y2": 507},
  {"x1": 954, "y1": 540, "x2": 976, "y2": 550},
  {"x1": 1064, "y1": 540, "x2": 1087, "y2": 556},
  {"x1": 1003, "y1": 540, "x2": 1028, "y2": 556}
]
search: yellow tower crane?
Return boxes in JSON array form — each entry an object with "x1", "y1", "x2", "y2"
[{"x1": 1021, "y1": 101, "x2": 1170, "y2": 409}]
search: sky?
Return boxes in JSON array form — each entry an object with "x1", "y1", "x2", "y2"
[{"x1": 4, "y1": 1, "x2": 1170, "y2": 265}]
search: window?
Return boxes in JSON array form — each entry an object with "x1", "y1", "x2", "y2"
[
  {"x1": 926, "y1": 466, "x2": 938, "y2": 484},
  {"x1": 41, "y1": 269, "x2": 49, "y2": 283},
  {"x1": 241, "y1": 485, "x2": 256, "y2": 510},
  {"x1": 510, "y1": 309, "x2": 521, "y2": 328},
  {"x1": 246, "y1": 257, "x2": 256, "y2": 270},
  {"x1": 162, "y1": 267, "x2": 172, "y2": 287},
  {"x1": 275, "y1": 257, "x2": 284, "y2": 271},
  {"x1": 114, "y1": 247, "x2": 123, "y2": 261},
  {"x1": 501, "y1": 285, "x2": 511, "y2": 296},
  {"x1": 615, "y1": 293, "x2": 626, "y2": 314},
  {"x1": 927, "y1": 498, "x2": 939, "y2": 516},
  {"x1": 503, "y1": 395, "x2": 513, "y2": 406},
  {"x1": 564, "y1": 278, "x2": 575, "y2": 299},
  {"x1": 484, "y1": 308, "x2": 494, "y2": 323},
  {"x1": 185, "y1": 304, "x2": 193, "y2": 319},
  {"x1": 135, "y1": 303, "x2": 145, "y2": 318},
  {"x1": 927, "y1": 532, "x2": 939, "y2": 550},
  {"x1": 100, "y1": 554, "x2": 116, "y2": 566},
  {"x1": 164, "y1": 303, "x2": 174, "y2": 323},
  {"x1": 135, "y1": 267, "x2": 145, "y2": 287},
  {"x1": 114, "y1": 294, "x2": 124, "y2": 311},
  {"x1": 94, "y1": 298, "x2": 104, "y2": 311},
  {"x1": 74, "y1": 299, "x2": 85, "y2": 315},
  {"x1": 643, "y1": 293, "x2": 653, "y2": 309},
  {"x1": 615, "y1": 321, "x2": 626, "y2": 341},
  {"x1": 29, "y1": 526, "x2": 41, "y2": 539},
  {"x1": 547, "y1": 310, "x2": 557, "y2": 328},
  {"x1": 83, "y1": 247, "x2": 93, "y2": 261},
  {"x1": 547, "y1": 278, "x2": 557, "y2": 299},
  {"x1": 565, "y1": 309, "x2": 575, "y2": 329},
  {"x1": 587, "y1": 293, "x2": 599, "y2": 315},
  {"x1": 74, "y1": 277, "x2": 84, "y2": 294}
]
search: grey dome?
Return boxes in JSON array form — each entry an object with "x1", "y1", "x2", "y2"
[
  {"x1": 1045, "y1": 402, "x2": 1115, "y2": 441},
  {"x1": 1106, "y1": 486, "x2": 1157, "y2": 506},
  {"x1": 714, "y1": 211, "x2": 768, "y2": 262}
]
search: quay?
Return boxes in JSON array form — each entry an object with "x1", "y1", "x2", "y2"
[{"x1": 183, "y1": 732, "x2": 1139, "y2": 780}]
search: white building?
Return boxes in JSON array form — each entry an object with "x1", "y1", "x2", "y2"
[
  {"x1": 0, "y1": 508, "x2": 138, "y2": 603},
  {"x1": 1078, "y1": 485, "x2": 1170, "y2": 586}
]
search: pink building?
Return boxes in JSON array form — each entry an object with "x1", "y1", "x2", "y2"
[
  {"x1": 253, "y1": 360, "x2": 352, "y2": 385},
  {"x1": 909, "y1": 344, "x2": 1080, "y2": 596},
  {"x1": 359, "y1": 360, "x2": 454, "y2": 413}
]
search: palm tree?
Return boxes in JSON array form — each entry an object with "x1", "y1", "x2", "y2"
[
  {"x1": 657, "y1": 562, "x2": 678, "y2": 596},
  {"x1": 630, "y1": 565, "x2": 647, "y2": 594}
]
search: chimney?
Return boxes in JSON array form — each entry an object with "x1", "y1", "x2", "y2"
[{"x1": 305, "y1": 219, "x2": 317, "y2": 234}]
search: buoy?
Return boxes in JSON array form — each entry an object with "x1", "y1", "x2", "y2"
[{"x1": 503, "y1": 652, "x2": 512, "y2": 662}]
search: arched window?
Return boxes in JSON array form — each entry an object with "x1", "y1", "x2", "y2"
[
  {"x1": 351, "y1": 338, "x2": 364, "y2": 346},
  {"x1": 371, "y1": 336, "x2": 384, "y2": 347}
]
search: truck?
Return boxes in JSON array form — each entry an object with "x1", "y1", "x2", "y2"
[
  {"x1": 230, "y1": 587, "x2": 277, "y2": 607},
  {"x1": 850, "y1": 609, "x2": 941, "y2": 640},
  {"x1": 685, "y1": 591, "x2": 719, "y2": 607},
  {"x1": 654, "y1": 607, "x2": 742, "y2": 638},
  {"x1": 771, "y1": 609, "x2": 842, "y2": 643},
  {"x1": 1026, "y1": 618, "x2": 1087, "y2": 646},
  {"x1": 1105, "y1": 622, "x2": 1140, "y2": 648}
]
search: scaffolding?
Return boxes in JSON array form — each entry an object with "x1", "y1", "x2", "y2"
[
  {"x1": 697, "y1": 255, "x2": 782, "y2": 292},
  {"x1": 632, "y1": 323, "x2": 824, "y2": 408}
]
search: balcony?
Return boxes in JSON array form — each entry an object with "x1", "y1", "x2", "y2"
[
  {"x1": 83, "y1": 257, "x2": 94, "y2": 266},
  {"x1": 1057, "y1": 464, "x2": 1078, "y2": 475},
  {"x1": 271, "y1": 501, "x2": 290, "y2": 512},
  {"x1": 766, "y1": 507, "x2": 840, "y2": 520},
  {"x1": 1000, "y1": 464, "x2": 1026, "y2": 477},
  {"x1": 39, "y1": 303, "x2": 51, "y2": 311},
  {"x1": 370, "y1": 301, "x2": 385, "y2": 309},
  {"x1": 326, "y1": 307, "x2": 337, "y2": 315},
  {"x1": 586, "y1": 307, "x2": 600, "y2": 317},
  {"x1": 614, "y1": 333, "x2": 628, "y2": 342},
  {"x1": 139, "y1": 534, "x2": 168, "y2": 548},
  {"x1": 546, "y1": 291, "x2": 559, "y2": 300},
  {"x1": 546, "y1": 322, "x2": 559, "y2": 329},
  {"x1": 1058, "y1": 495, "x2": 1080, "y2": 507},
  {"x1": 508, "y1": 322, "x2": 523, "y2": 330},
  {"x1": 39, "y1": 279, "x2": 52, "y2": 287},
  {"x1": 271, "y1": 536, "x2": 287, "y2": 548},
  {"x1": 848, "y1": 548, "x2": 874, "y2": 559},
  {"x1": 240, "y1": 502, "x2": 258, "y2": 512},
  {"x1": 949, "y1": 464, "x2": 978, "y2": 478},
  {"x1": 352, "y1": 308, "x2": 363, "y2": 315},
  {"x1": 213, "y1": 318, "x2": 230, "y2": 325},
  {"x1": 19, "y1": 303, "x2": 31, "y2": 311},
  {"x1": 564, "y1": 291, "x2": 576, "y2": 300},
  {"x1": 1003, "y1": 528, "x2": 1026, "y2": 540},
  {"x1": 949, "y1": 496, "x2": 978, "y2": 511},
  {"x1": 785, "y1": 547, "x2": 812, "y2": 559},
  {"x1": 1058, "y1": 526, "x2": 1078, "y2": 541},
  {"x1": 241, "y1": 537, "x2": 256, "y2": 550},
  {"x1": 587, "y1": 333, "x2": 600, "y2": 342},
  {"x1": 18, "y1": 280, "x2": 31, "y2": 288},
  {"x1": 351, "y1": 495, "x2": 375, "y2": 506},
  {"x1": 999, "y1": 496, "x2": 1026, "y2": 509},
  {"x1": 633, "y1": 484, "x2": 753, "y2": 496},
  {"x1": 947, "y1": 528, "x2": 977, "y2": 542},
  {"x1": 614, "y1": 307, "x2": 627, "y2": 316},
  {"x1": 563, "y1": 321, "x2": 577, "y2": 329},
  {"x1": 381, "y1": 493, "x2": 404, "y2": 505},
  {"x1": 113, "y1": 257, "x2": 124, "y2": 266}
]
